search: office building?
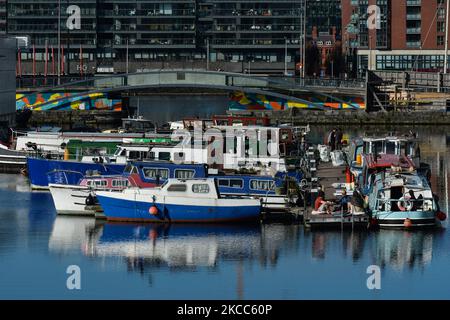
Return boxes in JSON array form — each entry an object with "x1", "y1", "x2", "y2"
[
  {"x1": 6, "y1": 0, "x2": 342, "y2": 75},
  {"x1": 342, "y1": 0, "x2": 450, "y2": 72}
]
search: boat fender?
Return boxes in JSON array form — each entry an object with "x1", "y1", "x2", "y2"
[
  {"x1": 149, "y1": 205, "x2": 158, "y2": 215},
  {"x1": 398, "y1": 197, "x2": 413, "y2": 212},
  {"x1": 404, "y1": 218, "x2": 413, "y2": 228},
  {"x1": 437, "y1": 211, "x2": 447, "y2": 221}
]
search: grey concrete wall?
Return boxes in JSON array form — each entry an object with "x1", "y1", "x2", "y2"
[{"x1": 0, "y1": 37, "x2": 16, "y2": 126}]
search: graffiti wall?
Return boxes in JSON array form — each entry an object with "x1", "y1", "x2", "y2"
[
  {"x1": 16, "y1": 92, "x2": 122, "y2": 111},
  {"x1": 228, "y1": 91, "x2": 366, "y2": 111}
]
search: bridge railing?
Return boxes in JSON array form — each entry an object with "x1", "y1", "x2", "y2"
[{"x1": 16, "y1": 71, "x2": 367, "y2": 92}]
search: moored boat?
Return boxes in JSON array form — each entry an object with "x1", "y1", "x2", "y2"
[
  {"x1": 96, "y1": 178, "x2": 262, "y2": 223},
  {"x1": 367, "y1": 170, "x2": 446, "y2": 229},
  {"x1": 49, "y1": 174, "x2": 131, "y2": 216},
  {"x1": 27, "y1": 157, "x2": 126, "y2": 189}
]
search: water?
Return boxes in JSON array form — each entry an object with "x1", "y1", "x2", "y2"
[{"x1": 0, "y1": 127, "x2": 449, "y2": 299}]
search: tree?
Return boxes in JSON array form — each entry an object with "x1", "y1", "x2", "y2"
[{"x1": 305, "y1": 41, "x2": 320, "y2": 76}]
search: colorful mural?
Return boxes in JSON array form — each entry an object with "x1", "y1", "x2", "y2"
[
  {"x1": 228, "y1": 91, "x2": 366, "y2": 111},
  {"x1": 16, "y1": 92, "x2": 122, "y2": 111}
]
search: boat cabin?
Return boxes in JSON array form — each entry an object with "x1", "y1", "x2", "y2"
[
  {"x1": 160, "y1": 178, "x2": 221, "y2": 199},
  {"x1": 368, "y1": 172, "x2": 435, "y2": 213},
  {"x1": 123, "y1": 161, "x2": 208, "y2": 188},
  {"x1": 358, "y1": 153, "x2": 416, "y2": 193}
]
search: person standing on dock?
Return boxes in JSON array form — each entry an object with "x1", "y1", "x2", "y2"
[
  {"x1": 335, "y1": 128, "x2": 343, "y2": 151},
  {"x1": 327, "y1": 129, "x2": 336, "y2": 152}
]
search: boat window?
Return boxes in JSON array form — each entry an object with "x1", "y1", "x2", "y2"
[
  {"x1": 230, "y1": 179, "x2": 243, "y2": 188},
  {"x1": 128, "y1": 151, "x2": 141, "y2": 159},
  {"x1": 167, "y1": 184, "x2": 187, "y2": 192},
  {"x1": 159, "y1": 152, "x2": 171, "y2": 161},
  {"x1": 94, "y1": 180, "x2": 107, "y2": 187},
  {"x1": 112, "y1": 180, "x2": 129, "y2": 187},
  {"x1": 250, "y1": 180, "x2": 275, "y2": 191},
  {"x1": 372, "y1": 141, "x2": 383, "y2": 154},
  {"x1": 147, "y1": 152, "x2": 155, "y2": 160},
  {"x1": 143, "y1": 168, "x2": 169, "y2": 180},
  {"x1": 218, "y1": 179, "x2": 229, "y2": 187},
  {"x1": 175, "y1": 169, "x2": 195, "y2": 179},
  {"x1": 192, "y1": 184, "x2": 210, "y2": 193},
  {"x1": 119, "y1": 149, "x2": 127, "y2": 156},
  {"x1": 114, "y1": 148, "x2": 123, "y2": 156},
  {"x1": 386, "y1": 141, "x2": 396, "y2": 154}
]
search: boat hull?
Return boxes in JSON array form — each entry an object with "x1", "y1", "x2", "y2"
[
  {"x1": 27, "y1": 157, "x2": 125, "y2": 189},
  {"x1": 49, "y1": 184, "x2": 97, "y2": 216},
  {"x1": 96, "y1": 191, "x2": 261, "y2": 223},
  {"x1": 373, "y1": 211, "x2": 438, "y2": 228}
]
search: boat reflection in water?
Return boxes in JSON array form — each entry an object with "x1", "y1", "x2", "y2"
[
  {"x1": 371, "y1": 230, "x2": 442, "y2": 271},
  {"x1": 306, "y1": 228, "x2": 442, "y2": 272},
  {"x1": 48, "y1": 216, "x2": 101, "y2": 254},
  {"x1": 48, "y1": 216, "x2": 301, "y2": 270},
  {"x1": 48, "y1": 216, "x2": 443, "y2": 276}
]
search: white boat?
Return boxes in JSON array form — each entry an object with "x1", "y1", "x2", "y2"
[{"x1": 49, "y1": 175, "x2": 130, "y2": 216}]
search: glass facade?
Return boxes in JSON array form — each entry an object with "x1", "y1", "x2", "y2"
[
  {"x1": 0, "y1": 0, "x2": 6, "y2": 34},
  {"x1": 6, "y1": 0, "x2": 342, "y2": 73},
  {"x1": 376, "y1": 54, "x2": 449, "y2": 71}
]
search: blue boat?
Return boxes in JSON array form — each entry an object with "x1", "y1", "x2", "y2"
[
  {"x1": 96, "y1": 178, "x2": 262, "y2": 223},
  {"x1": 367, "y1": 170, "x2": 446, "y2": 228},
  {"x1": 27, "y1": 157, "x2": 125, "y2": 189}
]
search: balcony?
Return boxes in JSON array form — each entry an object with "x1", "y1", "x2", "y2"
[
  {"x1": 406, "y1": 13, "x2": 421, "y2": 20},
  {"x1": 406, "y1": 41, "x2": 421, "y2": 48},
  {"x1": 406, "y1": 27, "x2": 421, "y2": 34},
  {"x1": 406, "y1": 0, "x2": 421, "y2": 5}
]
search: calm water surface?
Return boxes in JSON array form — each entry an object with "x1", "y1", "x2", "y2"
[{"x1": 0, "y1": 127, "x2": 449, "y2": 299}]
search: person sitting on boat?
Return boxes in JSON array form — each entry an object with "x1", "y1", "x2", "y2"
[
  {"x1": 408, "y1": 190, "x2": 424, "y2": 211},
  {"x1": 338, "y1": 189, "x2": 351, "y2": 213}
]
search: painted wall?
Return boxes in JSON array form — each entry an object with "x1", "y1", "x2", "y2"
[
  {"x1": 16, "y1": 92, "x2": 122, "y2": 111},
  {"x1": 228, "y1": 91, "x2": 366, "y2": 111}
]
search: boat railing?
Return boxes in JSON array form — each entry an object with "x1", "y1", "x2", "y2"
[{"x1": 375, "y1": 197, "x2": 435, "y2": 211}]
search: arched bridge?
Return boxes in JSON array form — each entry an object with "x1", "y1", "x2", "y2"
[{"x1": 17, "y1": 70, "x2": 367, "y2": 111}]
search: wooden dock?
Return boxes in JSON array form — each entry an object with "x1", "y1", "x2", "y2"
[{"x1": 303, "y1": 161, "x2": 369, "y2": 229}]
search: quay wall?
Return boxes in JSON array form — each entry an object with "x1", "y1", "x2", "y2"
[
  {"x1": 233, "y1": 109, "x2": 450, "y2": 126},
  {"x1": 27, "y1": 110, "x2": 126, "y2": 131}
]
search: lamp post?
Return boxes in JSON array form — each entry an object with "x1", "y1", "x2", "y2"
[
  {"x1": 284, "y1": 37, "x2": 288, "y2": 75},
  {"x1": 57, "y1": 0, "x2": 61, "y2": 84},
  {"x1": 445, "y1": 0, "x2": 450, "y2": 74},
  {"x1": 302, "y1": 0, "x2": 307, "y2": 78},
  {"x1": 206, "y1": 37, "x2": 210, "y2": 71},
  {"x1": 126, "y1": 38, "x2": 129, "y2": 74}
]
